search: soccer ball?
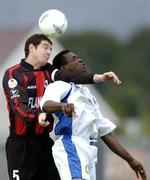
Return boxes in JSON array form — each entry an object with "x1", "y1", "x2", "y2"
[{"x1": 38, "y1": 9, "x2": 68, "y2": 37}]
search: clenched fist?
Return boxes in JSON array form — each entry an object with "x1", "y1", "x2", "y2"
[{"x1": 38, "y1": 112, "x2": 50, "y2": 127}]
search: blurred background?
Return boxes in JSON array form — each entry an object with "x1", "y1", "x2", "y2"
[{"x1": 0, "y1": 0, "x2": 150, "y2": 179}]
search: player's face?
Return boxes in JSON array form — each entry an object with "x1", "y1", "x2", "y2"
[
  {"x1": 63, "y1": 52, "x2": 86, "y2": 72},
  {"x1": 32, "y1": 40, "x2": 52, "y2": 66}
]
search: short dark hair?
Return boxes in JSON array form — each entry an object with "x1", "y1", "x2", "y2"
[
  {"x1": 52, "y1": 50, "x2": 70, "y2": 69},
  {"x1": 24, "y1": 34, "x2": 52, "y2": 58}
]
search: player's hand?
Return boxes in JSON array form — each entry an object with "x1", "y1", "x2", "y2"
[
  {"x1": 102, "y1": 71, "x2": 122, "y2": 85},
  {"x1": 38, "y1": 112, "x2": 50, "y2": 127},
  {"x1": 93, "y1": 71, "x2": 122, "y2": 85},
  {"x1": 61, "y1": 103, "x2": 75, "y2": 117},
  {"x1": 128, "y1": 159, "x2": 147, "y2": 180}
]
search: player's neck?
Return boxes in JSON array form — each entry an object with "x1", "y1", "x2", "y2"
[{"x1": 25, "y1": 57, "x2": 42, "y2": 69}]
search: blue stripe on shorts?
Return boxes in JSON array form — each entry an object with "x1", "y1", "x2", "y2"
[{"x1": 62, "y1": 136, "x2": 82, "y2": 179}]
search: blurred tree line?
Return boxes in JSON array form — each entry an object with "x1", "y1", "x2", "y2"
[{"x1": 59, "y1": 27, "x2": 150, "y2": 137}]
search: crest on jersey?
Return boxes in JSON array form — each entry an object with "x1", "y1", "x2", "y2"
[{"x1": 8, "y1": 78, "x2": 18, "y2": 88}]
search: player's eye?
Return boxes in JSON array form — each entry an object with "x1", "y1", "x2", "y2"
[{"x1": 72, "y1": 56, "x2": 77, "y2": 61}]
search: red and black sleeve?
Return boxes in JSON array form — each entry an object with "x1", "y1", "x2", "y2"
[
  {"x1": 46, "y1": 63, "x2": 94, "y2": 84},
  {"x1": 3, "y1": 66, "x2": 41, "y2": 122}
]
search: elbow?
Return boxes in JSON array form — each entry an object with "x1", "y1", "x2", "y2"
[
  {"x1": 42, "y1": 101, "x2": 53, "y2": 113},
  {"x1": 42, "y1": 103, "x2": 50, "y2": 113}
]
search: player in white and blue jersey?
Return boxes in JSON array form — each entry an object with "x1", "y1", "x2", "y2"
[{"x1": 40, "y1": 50, "x2": 146, "y2": 180}]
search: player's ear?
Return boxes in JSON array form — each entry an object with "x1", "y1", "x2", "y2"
[{"x1": 29, "y1": 44, "x2": 35, "y2": 53}]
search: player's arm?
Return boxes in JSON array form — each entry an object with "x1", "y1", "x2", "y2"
[
  {"x1": 3, "y1": 70, "x2": 42, "y2": 122},
  {"x1": 39, "y1": 100, "x2": 74, "y2": 127},
  {"x1": 42, "y1": 100, "x2": 74, "y2": 117},
  {"x1": 101, "y1": 133, "x2": 147, "y2": 180},
  {"x1": 51, "y1": 68, "x2": 121, "y2": 85},
  {"x1": 40, "y1": 81, "x2": 74, "y2": 117}
]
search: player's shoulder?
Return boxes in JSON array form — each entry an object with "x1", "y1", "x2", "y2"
[
  {"x1": 48, "y1": 80, "x2": 71, "y2": 89},
  {"x1": 5, "y1": 63, "x2": 21, "y2": 73},
  {"x1": 45, "y1": 81, "x2": 72, "y2": 96},
  {"x1": 3, "y1": 63, "x2": 21, "y2": 79},
  {"x1": 50, "y1": 80, "x2": 71, "y2": 88}
]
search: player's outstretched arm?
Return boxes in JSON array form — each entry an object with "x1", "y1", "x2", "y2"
[
  {"x1": 54, "y1": 69, "x2": 121, "y2": 85},
  {"x1": 93, "y1": 71, "x2": 122, "y2": 85},
  {"x1": 101, "y1": 133, "x2": 147, "y2": 180}
]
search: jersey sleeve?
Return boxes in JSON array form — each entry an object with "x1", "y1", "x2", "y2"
[
  {"x1": 3, "y1": 69, "x2": 41, "y2": 122},
  {"x1": 40, "y1": 81, "x2": 71, "y2": 110},
  {"x1": 51, "y1": 68, "x2": 94, "y2": 84},
  {"x1": 95, "y1": 107, "x2": 116, "y2": 137}
]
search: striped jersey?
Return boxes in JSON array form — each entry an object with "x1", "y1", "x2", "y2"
[
  {"x1": 2, "y1": 59, "x2": 55, "y2": 136},
  {"x1": 3, "y1": 60, "x2": 94, "y2": 137}
]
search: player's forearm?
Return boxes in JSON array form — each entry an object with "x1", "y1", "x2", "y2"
[
  {"x1": 42, "y1": 100, "x2": 63, "y2": 113},
  {"x1": 42, "y1": 100, "x2": 75, "y2": 117},
  {"x1": 101, "y1": 133, "x2": 134, "y2": 163}
]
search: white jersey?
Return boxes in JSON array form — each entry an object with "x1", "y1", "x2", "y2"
[
  {"x1": 40, "y1": 80, "x2": 116, "y2": 140},
  {"x1": 40, "y1": 81, "x2": 116, "y2": 180}
]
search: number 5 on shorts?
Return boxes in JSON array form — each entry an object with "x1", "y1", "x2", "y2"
[{"x1": 13, "y1": 170, "x2": 19, "y2": 180}]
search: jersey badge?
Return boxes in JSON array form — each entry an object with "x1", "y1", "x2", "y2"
[{"x1": 8, "y1": 78, "x2": 18, "y2": 88}]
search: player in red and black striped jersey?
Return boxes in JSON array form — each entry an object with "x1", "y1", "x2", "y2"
[{"x1": 3, "y1": 34, "x2": 121, "y2": 180}]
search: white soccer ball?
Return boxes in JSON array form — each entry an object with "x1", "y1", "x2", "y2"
[{"x1": 38, "y1": 9, "x2": 68, "y2": 37}]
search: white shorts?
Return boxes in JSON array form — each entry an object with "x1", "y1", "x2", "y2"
[{"x1": 52, "y1": 136, "x2": 98, "y2": 180}]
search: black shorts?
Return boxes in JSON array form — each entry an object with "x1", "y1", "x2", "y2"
[{"x1": 6, "y1": 135, "x2": 60, "y2": 180}]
